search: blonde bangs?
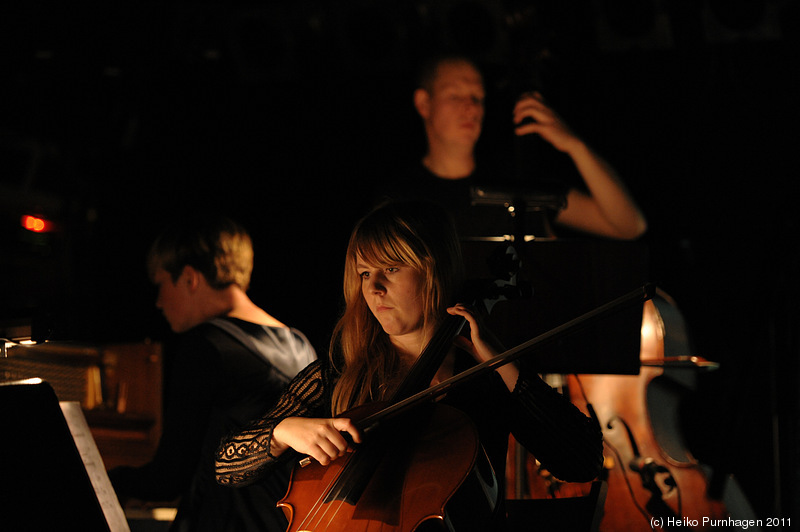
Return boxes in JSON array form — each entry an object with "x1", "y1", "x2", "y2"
[
  {"x1": 348, "y1": 224, "x2": 439, "y2": 323},
  {"x1": 352, "y1": 225, "x2": 426, "y2": 272}
]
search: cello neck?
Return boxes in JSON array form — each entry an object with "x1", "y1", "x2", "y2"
[{"x1": 387, "y1": 314, "x2": 466, "y2": 403}]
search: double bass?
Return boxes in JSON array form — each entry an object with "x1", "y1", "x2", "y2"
[{"x1": 564, "y1": 289, "x2": 730, "y2": 530}]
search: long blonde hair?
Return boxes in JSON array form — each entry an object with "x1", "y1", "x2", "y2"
[{"x1": 329, "y1": 200, "x2": 464, "y2": 415}]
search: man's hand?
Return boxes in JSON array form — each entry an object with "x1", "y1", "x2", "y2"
[{"x1": 513, "y1": 91, "x2": 582, "y2": 154}]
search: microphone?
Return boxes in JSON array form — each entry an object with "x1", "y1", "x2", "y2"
[
  {"x1": 607, "y1": 416, "x2": 676, "y2": 492},
  {"x1": 629, "y1": 456, "x2": 676, "y2": 491}
]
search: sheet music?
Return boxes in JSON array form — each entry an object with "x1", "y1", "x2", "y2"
[{"x1": 60, "y1": 401, "x2": 131, "y2": 532}]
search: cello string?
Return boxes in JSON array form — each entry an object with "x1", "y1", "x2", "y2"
[
  {"x1": 289, "y1": 296, "x2": 495, "y2": 529},
  {"x1": 311, "y1": 469, "x2": 344, "y2": 529},
  {"x1": 304, "y1": 471, "x2": 344, "y2": 530},
  {"x1": 324, "y1": 498, "x2": 348, "y2": 530},
  {"x1": 296, "y1": 318, "x2": 481, "y2": 529},
  {"x1": 296, "y1": 456, "x2": 346, "y2": 531},
  {"x1": 302, "y1": 319, "x2": 464, "y2": 529},
  {"x1": 298, "y1": 448, "x2": 363, "y2": 530},
  {"x1": 322, "y1": 443, "x2": 384, "y2": 529},
  {"x1": 311, "y1": 472, "x2": 357, "y2": 531}
]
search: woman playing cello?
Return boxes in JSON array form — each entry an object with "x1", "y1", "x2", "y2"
[{"x1": 215, "y1": 200, "x2": 603, "y2": 530}]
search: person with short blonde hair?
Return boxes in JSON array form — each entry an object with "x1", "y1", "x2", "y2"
[
  {"x1": 110, "y1": 215, "x2": 316, "y2": 532},
  {"x1": 146, "y1": 216, "x2": 254, "y2": 291}
]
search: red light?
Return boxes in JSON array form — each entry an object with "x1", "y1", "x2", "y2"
[{"x1": 21, "y1": 215, "x2": 51, "y2": 233}]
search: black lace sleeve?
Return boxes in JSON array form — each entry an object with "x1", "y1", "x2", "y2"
[{"x1": 215, "y1": 359, "x2": 333, "y2": 486}]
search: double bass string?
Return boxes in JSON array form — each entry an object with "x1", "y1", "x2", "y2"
[{"x1": 602, "y1": 434, "x2": 655, "y2": 530}]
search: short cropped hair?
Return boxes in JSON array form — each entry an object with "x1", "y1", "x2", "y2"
[
  {"x1": 147, "y1": 216, "x2": 254, "y2": 291},
  {"x1": 416, "y1": 52, "x2": 482, "y2": 93}
]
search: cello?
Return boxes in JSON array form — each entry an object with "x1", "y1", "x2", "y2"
[
  {"x1": 276, "y1": 285, "x2": 652, "y2": 531},
  {"x1": 279, "y1": 305, "x2": 497, "y2": 531},
  {"x1": 278, "y1": 258, "x2": 525, "y2": 532}
]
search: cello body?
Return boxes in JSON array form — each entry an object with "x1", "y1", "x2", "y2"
[
  {"x1": 278, "y1": 402, "x2": 499, "y2": 532},
  {"x1": 567, "y1": 290, "x2": 729, "y2": 531}
]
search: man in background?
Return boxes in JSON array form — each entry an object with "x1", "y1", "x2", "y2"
[
  {"x1": 381, "y1": 54, "x2": 647, "y2": 241},
  {"x1": 109, "y1": 216, "x2": 316, "y2": 531}
]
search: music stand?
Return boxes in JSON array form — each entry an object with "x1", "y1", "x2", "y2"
[
  {"x1": 0, "y1": 379, "x2": 129, "y2": 531},
  {"x1": 461, "y1": 184, "x2": 648, "y2": 375},
  {"x1": 469, "y1": 183, "x2": 568, "y2": 242}
]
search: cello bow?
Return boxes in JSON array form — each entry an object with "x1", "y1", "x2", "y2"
[
  {"x1": 350, "y1": 282, "x2": 656, "y2": 435},
  {"x1": 299, "y1": 282, "x2": 656, "y2": 466}
]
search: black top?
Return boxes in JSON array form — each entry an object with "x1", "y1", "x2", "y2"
[{"x1": 109, "y1": 318, "x2": 315, "y2": 532}]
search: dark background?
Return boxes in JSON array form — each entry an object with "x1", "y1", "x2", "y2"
[{"x1": 3, "y1": 0, "x2": 798, "y2": 521}]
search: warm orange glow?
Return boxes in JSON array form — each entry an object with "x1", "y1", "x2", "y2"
[
  {"x1": 21, "y1": 215, "x2": 51, "y2": 233},
  {"x1": 639, "y1": 299, "x2": 664, "y2": 361}
]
